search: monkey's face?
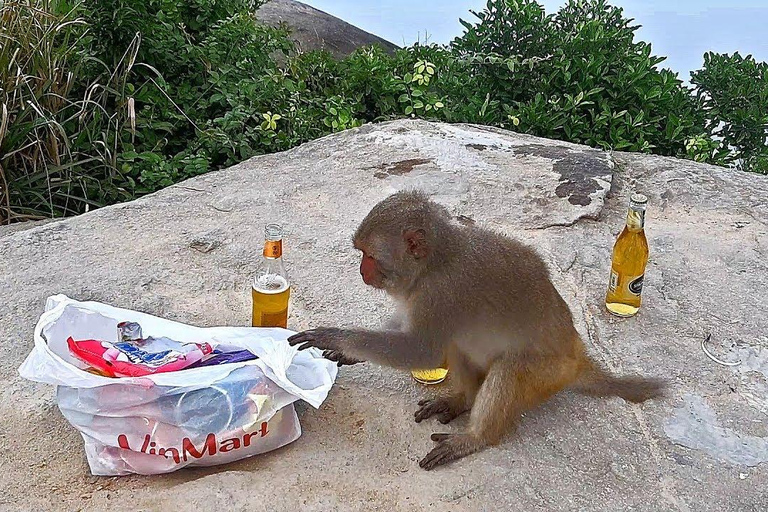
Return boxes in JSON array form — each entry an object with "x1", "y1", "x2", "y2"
[
  {"x1": 354, "y1": 230, "x2": 427, "y2": 294},
  {"x1": 354, "y1": 234, "x2": 401, "y2": 291},
  {"x1": 359, "y1": 251, "x2": 386, "y2": 289}
]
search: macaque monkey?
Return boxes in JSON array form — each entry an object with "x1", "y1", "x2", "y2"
[{"x1": 289, "y1": 191, "x2": 666, "y2": 470}]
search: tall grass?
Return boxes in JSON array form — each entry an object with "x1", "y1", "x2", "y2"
[{"x1": 0, "y1": 0, "x2": 138, "y2": 224}]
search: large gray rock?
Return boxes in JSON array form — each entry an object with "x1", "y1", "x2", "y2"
[
  {"x1": 255, "y1": 0, "x2": 399, "y2": 58},
  {"x1": 2, "y1": 120, "x2": 766, "y2": 511}
]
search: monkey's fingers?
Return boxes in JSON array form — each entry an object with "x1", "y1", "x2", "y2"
[
  {"x1": 420, "y1": 433, "x2": 481, "y2": 470},
  {"x1": 287, "y1": 331, "x2": 315, "y2": 347},
  {"x1": 414, "y1": 399, "x2": 450, "y2": 423},
  {"x1": 287, "y1": 332, "x2": 329, "y2": 351},
  {"x1": 416, "y1": 397, "x2": 467, "y2": 424},
  {"x1": 287, "y1": 336, "x2": 309, "y2": 348},
  {"x1": 288, "y1": 328, "x2": 343, "y2": 352},
  {"x1": 419, "y1": 443, "x2": 455, "y2": 470},
  {"x1": 323, "y1": 350, "x2": 363, "y2": 366}
]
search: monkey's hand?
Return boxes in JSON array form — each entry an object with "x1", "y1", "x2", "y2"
[
  {"x1": 323, "y1": 349, "x2": 364, "y2": 367},
  {"x1": 289, "y1": 328, "x2": 363, "y2": 366},
  {"x1": 289, "y1": 327, "x2": 436, "y2": 370},
  {"x1": 288, "y1": 327, "x2": 349, "y2": 353}
]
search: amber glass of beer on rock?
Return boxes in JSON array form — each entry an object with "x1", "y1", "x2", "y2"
[
  {"x1": 252, "y1": 224, "x2": 290, "y2": 328},
  {"x1": 412, "y1": 367, "x2": 449, "y2": 385}
]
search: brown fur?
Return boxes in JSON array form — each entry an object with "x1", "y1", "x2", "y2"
[{"x1": 288, "y1": 191, "x2": 667, "y2": 470}]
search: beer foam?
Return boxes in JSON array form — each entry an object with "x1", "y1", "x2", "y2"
[{"x1": 253, "y1": 274, "x2": 289, "y2": 294}]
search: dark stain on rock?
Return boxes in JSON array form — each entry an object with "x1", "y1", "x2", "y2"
[
  {"x1": 189, "y1": 239, "x2": 221, "y2": 253},
  {"x1": 374, "y1": 158, "x2": 433, "y2": 179},
  {"x1": 466, "y1": 143, "x2": 488, "y2": 151},
  {"x1": 514, "y1": 144, "x2": 612, "y2": 206}
]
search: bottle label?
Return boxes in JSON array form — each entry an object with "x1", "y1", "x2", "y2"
[
  {"x1": 629, "y1": 274, "x2": 644, "y2": 295},
  {"x1": 608, "y1": 270, "x2": 619, "y2": 293},
  {"x1": 263, "y1": 240, "x2": 282, "y2": 258}
]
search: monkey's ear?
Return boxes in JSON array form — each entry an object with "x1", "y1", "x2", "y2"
[{"x1": 403, "y1": 229, "x2": 428, "y2": 259}]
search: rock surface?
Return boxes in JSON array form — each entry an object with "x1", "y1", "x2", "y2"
[
  {"x1": 255, "y1": 0, "x2": 399, "y2": 58},
  {"x1": 2, "y1": 120, "x2": 767, "y2": 511}
]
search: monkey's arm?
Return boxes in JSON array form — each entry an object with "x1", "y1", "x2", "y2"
[
  {"x1": 322, "y1": 311, "x2": 406, "y2": 367},
  {"x1": 288, "y1": 327, "x2": 442, "y2": 370}
]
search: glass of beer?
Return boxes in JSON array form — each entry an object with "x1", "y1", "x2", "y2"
[{"x1": 411, "y1": 367, "x2": 448, "y2": 385}]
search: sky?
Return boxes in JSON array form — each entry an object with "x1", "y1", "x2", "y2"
[{"x1": 302, "y1": 0, "x2": 768, "y2": 81}]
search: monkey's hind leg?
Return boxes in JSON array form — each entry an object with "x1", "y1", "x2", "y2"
[
  {"x1": 419, "y1": 353, "x2": 577, "y2": 470},
  {"x1": 415, "y1": 396, "x2": 468, "y2": 424},
  {"x1": 415, "y1": 349, "x2": 484, "y2": 425}
]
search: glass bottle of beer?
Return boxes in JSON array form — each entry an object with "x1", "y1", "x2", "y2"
[
  {"x1": 252, "y1": 224, "x2": 291, "y2": 328},
  {"x1": 605, "y1": 193, "x2": 649, "y2": 317}
]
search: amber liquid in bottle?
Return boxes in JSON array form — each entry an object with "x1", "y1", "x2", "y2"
[
  {"x1": 605, "y1": 194, "x2": 649, "y2": 317},
  {"x1": 252, "y1": 224, "x2": 291, "y2": 328}
]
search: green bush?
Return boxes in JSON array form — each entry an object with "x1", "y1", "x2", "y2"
[
  {"x1": 690, "y1": 52, "x2": 768, "y2": 173},
  {"x1": 451, "y1": 0, "x2": 705, "y2": 155},
  {"x1": 83, "y1": 0, "x2": 297, "y2": 191},
  {"x1": 2, "y1": 0, "x2": 766, "y2": 224}
]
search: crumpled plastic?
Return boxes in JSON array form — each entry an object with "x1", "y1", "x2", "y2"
[{"x1": 18, "y1": 295, "x2": 338, "y2": 476}]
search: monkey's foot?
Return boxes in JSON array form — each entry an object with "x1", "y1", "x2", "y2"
[
  {"x1": 414, "y1": 397, "x2": 468, "y2": 424},
  {"x1": 419, "y1": 433, "x2": 483, "y2": 470},
  {"x1": 322, "y1": 349, "x2": 364, "y2": 367}
]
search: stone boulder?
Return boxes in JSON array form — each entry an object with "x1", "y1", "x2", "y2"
[
  {"x1": 1, "y1": 120, "x2": 766, "y2": 511},
  {"x1": 255, "y1": 0, "x2": 399, "y2": 58}
]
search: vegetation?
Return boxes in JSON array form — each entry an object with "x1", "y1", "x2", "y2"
[
  {"x1": 690, "y1": 52, "x2": 768, "y2": 173},
  {"x1": 1, "y1": 0, "x2": 766, "y2": 223}
]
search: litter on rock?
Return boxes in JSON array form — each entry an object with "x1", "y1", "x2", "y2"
[{"x1": 18, "y1": 295, "x2": 337, "y2": 476}]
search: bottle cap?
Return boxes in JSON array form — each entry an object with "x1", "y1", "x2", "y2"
[
  {"x1": 630, "y1": 193, "x2": 648, "y2": 205},
  {"x1": 117, "y1": 321, "x2": 142, "y2": 342},
  {"x1": 265, "y1": 223, "x2": 283, "y2": 240}
]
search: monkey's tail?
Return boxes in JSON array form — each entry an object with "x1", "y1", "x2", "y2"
[{"x1": 571, "y1": 358, "x2": 667, "y2": 403}]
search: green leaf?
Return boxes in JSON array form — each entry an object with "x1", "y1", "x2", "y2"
[
  {"x1": 405, "y1": 106, "x2": 414, "y2": 115},
  {"x1": 411, "y1": 89, "x2": 423, "y2": 97}
]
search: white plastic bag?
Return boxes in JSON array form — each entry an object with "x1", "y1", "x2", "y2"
[{"x1": 18, "y1": 295, "x2": 337, "y2": 476}]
